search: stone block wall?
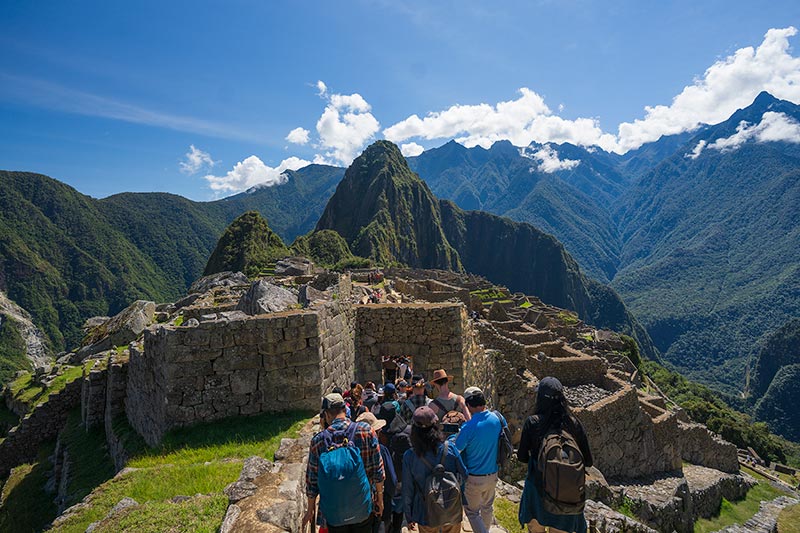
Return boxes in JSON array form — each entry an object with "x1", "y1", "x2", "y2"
[
  {"x1": 81, "y1": 361, "x2": 108, "y2": 429},
  {"x1": 105, "y1": 354, "x2": 130, "y2": 471},
  {"x1": 354, "y1": 303, "x2": 477, "y2": 392},
  {"x1": 318, "y1": 277, "x2": 356, "y2": 394},
  {"x1": 393, "y1": 278, "x2": 471, "y2": 305},
  {"x1": 0, "y1": 378, "x2": 82, "y2": 477},
  {"x1": 676, "y1": 420, "x2": 739, "y2": 473},
  {"x1": 575, "y1": 382, "x2": 682, "y2": 479}
]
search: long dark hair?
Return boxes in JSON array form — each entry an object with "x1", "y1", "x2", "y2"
[
  {"x1": 535, "y1": 391, "x2": 578, "y2": 436},
  {"x1": 410, "y1": 424, "x2": 444, "y2": 457}
]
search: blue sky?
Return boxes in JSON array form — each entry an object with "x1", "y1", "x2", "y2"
[{"x1": 1, "y1": 1, "x2": 799, "y2": 200}]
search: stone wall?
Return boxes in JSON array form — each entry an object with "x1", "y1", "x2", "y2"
[
  {"x1": 575, "y1": 381, "x2": 682, "y2": 479},
  {"x1": 81, "y1": 360, "x2": 108, "y2": 430},
  {"x1": 354, "y1": 303, "x2": 479, "y2": 392},
  {"x1": 317, "y1": 277, "x2": 356, "y2": 394},
  {"x1": 105, "y1": 354, "x2": 130, "y2": 471},
  {"x1": 0, "y1": 378, "x2": 82, "y2": 477},
  {"x1": 676, "y1": 420, "x2": 739, "y2": 473},
  {"x1": 393, "y1": 278, "x2": 470, "y2": 305}
]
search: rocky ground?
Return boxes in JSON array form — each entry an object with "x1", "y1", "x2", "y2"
[{"x1": 564, "y1": 384, "x2": 613, "y2": 408}]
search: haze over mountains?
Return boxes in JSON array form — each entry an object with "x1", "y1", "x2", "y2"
[{"x1": 0, "y1": 92, "x2": 798, "y2": 439}]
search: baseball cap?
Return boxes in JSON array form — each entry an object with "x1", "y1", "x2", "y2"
[
  {"x1": 464, "y1": 386, "x2": 484, "y2": 401},
  {"x1": 412, "y1": 406, "x2": 439, "y2": 428},
  {"x1": 537, "y1": 376, "x2": 564, "y2": 400},
  {"x1": 383, "y1": 383, "x2": 396, "y2": 396},
  {"x1": 321, "y1": 392, "x2": 345, "y2": 410}
]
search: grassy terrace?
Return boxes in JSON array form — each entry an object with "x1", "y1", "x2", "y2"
[
  {"x1": 693, "y1": 465, "x2": 790, "y2": 533},
  {"x1": 0, "y1": 407, "x2": 311, "y2": 532},
  {"x1": 7, "y1": 365, "x2": 86, "y2": 413}
]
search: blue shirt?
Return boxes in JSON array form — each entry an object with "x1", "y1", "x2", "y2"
[{"x1": 454, "y1": 410, "x2": 507, "y2": 475}]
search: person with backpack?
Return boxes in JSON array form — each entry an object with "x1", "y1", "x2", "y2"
[
  {"x1": 377, "y1": 399, "x2": 412, "y2": 533},
  {"x1": 350, "y1": 384, "x2": 369, "y2": 421},
  {"x1": 400, "y1": 375, "x2": 431, "y2": 424},
  {"x1": 428, "y1": 369, "x2": 471, "y2": 423},
  {"x1": 402, "y1": 406, "x2": 468, "y2": 533},
  {"x1": 357, "y1": 412, "x2": 398, "y2": 533},
  {"x1": 303, "y1": 393, "x2": 386, "y2": 533},
  {"x1": 517, "y1": 377, "x2": 593, "y2": 533},
  {"x1": 453, "y1": 387, "x2": 507, "y2": 533}
]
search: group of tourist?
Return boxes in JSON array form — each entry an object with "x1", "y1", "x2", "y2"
[{"x1": 303, "y1": 372, "x2": 593, "y2": 533}]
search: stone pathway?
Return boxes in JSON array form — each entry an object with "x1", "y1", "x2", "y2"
[{"x1": 713, "y1": 495, "x2": 799, "y2": 532}]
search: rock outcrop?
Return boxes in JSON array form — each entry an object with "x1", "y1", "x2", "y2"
[
  {"x1": 236, "y1": 280, "x2": 298, "y2": 315},
  {"x1": 77, "y1": 300, "x2": 155, "y2": 360}
]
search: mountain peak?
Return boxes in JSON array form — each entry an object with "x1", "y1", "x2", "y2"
[
  {"x1": 204, "y1": 211, "x2": 288, "y2": 277},
  {"x1": 752, "y1": 90, "x2": 779, "y2": 108}
]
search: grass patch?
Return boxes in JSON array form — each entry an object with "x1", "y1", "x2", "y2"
[
  {"x1": 60, "y1": 410, "x2": 116, "y2": 507},
  {"x1": 173, "y1": 315, "x2": 184, "y2": 327},
  {"x1": 778, "y1": 503, "x2": 800, "y2": 532},
  {"x1": 91, "y1": 494, "x2": 228, "y2": 533},
  {"x1": 615, "y1": 496, "x2": 637, "y2": 519},
  {"x1": 556, "y1": 311, "x2": 579, "y2": 325},
  {"x1": 470, "y1": 287, "x2": 510, "y2": 302},
  {"x1": 0, "y1": 441, "x2": 57, "y2": 532},
  {"x1": 518, "y1": 301, "x2": 532, "y2": 309},
  {"x1": 49, "y1": 410, "x2": 311, "y2": 532},
  {"x1": 494, "y1": 497, "x2": 521, "y2": 531},
  {"x1": 693, "y1": 482, "x2": 787, "y2": 533},
  {"x1": 8, "y1": 365, "x2": 85, "y2": 412}
]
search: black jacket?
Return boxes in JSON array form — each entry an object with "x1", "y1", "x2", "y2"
[{"x1": 517, "y1": 414, "x2": 593, "y2": 469}]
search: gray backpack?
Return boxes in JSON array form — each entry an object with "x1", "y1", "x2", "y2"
[
  {"x1": 415, "y1": 441, "x2": 463, "y2": 526},
  {"x1": 536, "y1": 428, "x2": 586, "y2": 515}
]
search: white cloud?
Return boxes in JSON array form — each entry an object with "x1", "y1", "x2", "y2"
[
  {"x1": 520, "y1": 145, "x2": 581, "y2": 173},
  {"x1": 286, "y1": 127, "x2": 310, "y2": 145},
  {"x1": 701, "y1": 112, "x2": 800, "y2": 154},
  {"x1": 316, "y1": 80, "x2": 328, "y2": 97},
  {"x1": 383, "y1": 87, "x2": 619, "y2": 152},
  {"x1": 400, "y1": 142, "x2": 424, "y2": 157},
  {"x1": 314, "y1": 82, "x2": 380, "y2": 165},
  {"x1": 617, "y1": 27, "x2": 800, "y2": 152},
  {"x1": 180, "y1": 145, "x2": 216, "y2": 175},
  {"x1": 686, "y1": 140, "x2": 707, "y2": 159},
  {"x1": 204, "y1": 155, "x2": 310, "y2": 194}
]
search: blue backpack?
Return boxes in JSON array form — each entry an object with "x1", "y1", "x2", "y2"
[{"x1": 318, "y1": 421, "x2": 373, "y2": 526}]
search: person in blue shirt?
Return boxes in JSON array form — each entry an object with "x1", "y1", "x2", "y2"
[
  {"x1": 453, "y1": 386, "x2": 507, "y2": 533},
  {"x1": 402, "y1": 406, "x2": 468, "y2": 533}
]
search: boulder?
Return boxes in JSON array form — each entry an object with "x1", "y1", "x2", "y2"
[
  {"x1": 77, "y1": 300, "x2": 156, "y2": 360},
  {"x1": 299, "y1": 284, "x2": 331, "y2": 307},
  {"x1": 189, "y1": 271, "x2": 249, "y2": 295},
  {"x1": 82, "y1": 316, "x2": 110, "y2": 332},
  {"x1": 236, "y1": 280, "x2": 298, "y2": 315},
  {"x1": 275, "y1": 257, "x2": 314, "y2": 276}
]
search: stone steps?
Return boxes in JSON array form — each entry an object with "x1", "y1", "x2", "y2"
[{"x1": 713, "y1": 495, "x2": 799, "y2": 532}]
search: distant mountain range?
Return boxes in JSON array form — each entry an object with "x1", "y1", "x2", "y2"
[{"x1": 0, "y1": 92, "x2": 798, "y2": 439}]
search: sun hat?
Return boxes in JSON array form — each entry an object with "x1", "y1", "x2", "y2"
[
  {"x1": 357, "y1": 411, "x2": 387, "y2": 432},
  {"x1": 431, "y1": 369, "x2": 453, "y2": 383}
]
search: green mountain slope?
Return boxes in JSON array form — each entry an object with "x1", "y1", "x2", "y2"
[
  {"x1": 613, "y1": 94, "x2": 800, "y2": 394},
  {"x1": 204, "y1": 211, "x2": 288, "y2": 277}
]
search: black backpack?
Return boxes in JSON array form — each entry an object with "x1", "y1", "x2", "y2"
[
  {"x1": 536, "y1": 427, "x2": 586, "y2": 515},
  {"x1": 414, "y1": 442, "x2": 463, "y2": 527},
  {"x1": 494, "y1": 410, "x2": 513, "y2": 470}
]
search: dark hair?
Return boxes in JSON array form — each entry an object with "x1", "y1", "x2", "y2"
[
  {"x1": 410, "y1": 423, "x2": 444, "y2": 457},
  {"x1": 332, "y1": 386, "x2": 343, "y2": 394},
  {"x1": 534, "y1": 390, "x2": 578, "y2": 435},
  {"x1": 465, "y1": 394, "x2": 486, "y2": 408}
]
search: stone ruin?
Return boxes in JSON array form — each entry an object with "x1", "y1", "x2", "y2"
[{"x1": 0, "y1": 267, "x2": 776, "y2": 532}]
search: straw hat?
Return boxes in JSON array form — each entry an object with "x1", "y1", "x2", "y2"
[{"x1": 356, "y1": 411, "x2": 387, "y2": 432}]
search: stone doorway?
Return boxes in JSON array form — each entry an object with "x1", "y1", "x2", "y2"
[{"x1": 381, "y1": 355, "x2": 413, "y2": 385}]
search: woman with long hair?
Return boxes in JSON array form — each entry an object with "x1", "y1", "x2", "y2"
[
  {"x1": 402, "y1": 406, "x2": 467, "y2": 533},
  {"x1": 517, "y1": 377, "x2": 593, "y2": 533}
]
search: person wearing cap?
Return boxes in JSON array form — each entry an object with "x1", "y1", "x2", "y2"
[
  {"x1": 453, "y1": 386, "x2": 507, "y2": 533},
  {"x1": 517, "y1": 377, "x2": 593, "y2": 533},
  {"x1": 377, "y1": 397, "x2": 412, "y2": 533},
  {"x1": 399, "y1": 375, "x2": 431, "y2": 424},
  {"x1": 396, "y1": 380, "x2": 409, "y2": 401},
  {"x1": 428, "y1": 369, "x2": 471, "y2": 423},
  {"x1": 358, "y1": 412, "x2": 398, "y2": 533},
  {"x1": 303, "y1": 393, "x2": 386, "y2": 533},
  {"x1": 402, "y1": 406, "x2": 467, "y2": 533}
]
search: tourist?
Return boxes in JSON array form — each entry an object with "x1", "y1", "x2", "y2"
[
  {"x1": 350, "y1": 384, "x2": 368, "y2": 421},
  {"x1": 304, "y1": 393, "x2": 385, "y2": 533},
  {"x1": 402, "y1": 406, "x2": 467, "y2": 533},
  {"x1": 357, "y1": 412, "x2": 398, "y2": 533},
  {"x1": 364, "y1": 381, "x2": 380, "y2": 413},
  {"x1": 396, "y1": 380, "x2": 409, "y2": 401},
  {"x1": 441, "y1": 410, "x2": 467, "y2": 439},
  {"x1": 517, "y1": 377, "x2": 593, "y2": 533},
  {"x1": 400, "y1": 375, "x2": 431, "y2": 423},
  {"x1": 377, "y1": 399, "x2": 412, "y2": 533},
  {"x1": 453, "y1": 387, "x2": 507, "y2": 533},
  {"x1": 428, "y1": 369, "x2": 471, "y2": 422}
]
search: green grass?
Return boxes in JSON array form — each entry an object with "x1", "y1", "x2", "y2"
[
  {"x1": 173, "y1": 315, "x2": 184, "y2": 327},
  {"x1": 91, "y1": 494, "x2": 229, "y2": 533},
  {"x1": 778, "y1": 503, "x2": 800, "y2": 532},
  {"x1": 48, "y1": 410, "x2": 311, "y2": 532},
  {"x1": 556, "y1": 311, "x2": 579, "y2": 325},
  {"x1": 494, "y1": 497, "x2": 522, "y2": 531},
  {"x1": 470, "y1": 287, "x2": 510, "y2": 302},
  {"x1": 615, "y1": 496, "x2": 638, "y2": 519},
  {"x1": 8, "y1": 365, "x2": 85, "y2": 412},
  {"x1": 0, "y1": 441, "x2": 57, "y2": 532},
  {"x1": 59, "y1": 410, "x2": 117, "y2": 506},
  {"x1": 693, "y1": 481, "x2": 787, "y2": 533},
  {"x1": 518, "y1": 301, "x2": 533, "y2": 309}
]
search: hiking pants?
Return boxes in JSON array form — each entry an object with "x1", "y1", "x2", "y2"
[
  {"x1": 463, "y1": 473, "x2": 497, "y2": 533},
  {"x1": 329, "y1": 515, "x2": 374, "y2": 533},
  {"x1": 418, "y1": 524, "x2": 461, "y2": 533}
]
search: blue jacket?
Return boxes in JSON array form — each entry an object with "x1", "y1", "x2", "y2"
[{"x1": 401, "y1": 442, "x2": 468, "y2": 525}]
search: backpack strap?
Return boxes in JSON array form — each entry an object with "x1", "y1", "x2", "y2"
[
  {"x1": 431, "y1": 397, "x2": 447, "y2": 413},
  {"x1": 439, "y1": 440, "x2": 449, "y2": 466},
  {"x1": 344, "y1": 419, "x2": 360, "y2": 444}
]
